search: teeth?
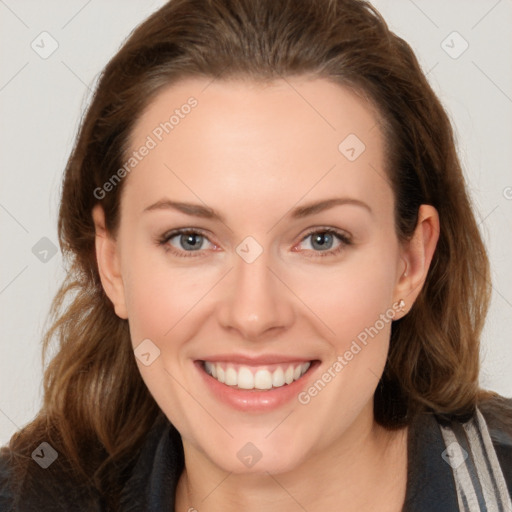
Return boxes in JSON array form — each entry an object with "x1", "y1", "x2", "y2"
[
  {"x1": 204, "y1": 361, "x2": 214, "y2": 376},
  {"x1": 254, "y1": 370, "x2": 273, "y2": 390},
  {"x1": 238, "y1": 367, "x2": 254, "y2": 389},
  {"x1": 203, "y1": 361, "x2": 311, "y2": 390},
  {"x1": 272, "y1": 367, "x2": 285, "y2": 387},
  {"x1": 285, "y1": 365, "x2": 294, "y2": 384},
  {"x1": 225, "y1": 366, "x2": 237, "y2": 386}
]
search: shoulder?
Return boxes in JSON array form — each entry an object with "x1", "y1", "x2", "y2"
[
  {"x1": 437, "y1": 392, "x2": 512, "y2": 507},
  {"x1": 0, "y1": 411, "x2": 179, "y2": 512},
  {"x1": 478, "y1": 393, "x2": 512, "y2": 438},
  {"x1": 0, "y1": 440, "x2": 103, "y2": 511},
  {"x1": 0, "y1": 444, "x2": 19, "y2": 511},
  {"x1": 478, "y1": 393, "x2": 512, "y2": 489},
  {"x1": 402, "y1": 393, "x2": 512, "y2": 511}
]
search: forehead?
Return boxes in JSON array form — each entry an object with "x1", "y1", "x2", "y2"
[{"x1": 123, "y1": 76, "x2": 392, "y2": 220}]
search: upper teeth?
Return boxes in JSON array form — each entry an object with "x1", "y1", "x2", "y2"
[{"x1": 204, "y1": 361, "x2": 311, "y2": 390}]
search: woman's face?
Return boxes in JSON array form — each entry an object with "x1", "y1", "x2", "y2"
[{"x1": 95, "y1": 76, "x2": 426, "y2": 474}]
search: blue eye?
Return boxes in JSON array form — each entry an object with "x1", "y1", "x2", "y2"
[
  {"x1": 297, "y1": 229, "x2": 352, "y2": 258},
  {"x1": 157, "y1": 227, "x2": 352, "y2": 258},
  {"x1": 305, "y1": 231, "x2": 337, "y2": 250},
  {"x1": 173, "y1": 232, "x2": 206, "y2": 251},
  {"x1": 158, "y1": 229, "x2": 214, "y2": 257}
]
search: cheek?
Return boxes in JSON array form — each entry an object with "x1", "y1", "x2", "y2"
[
  {"x1": 120, "y1": 243, "x2": 209, "y2": 346},
  {"x1": 297, "y1": 247, "x2": 398, "y2": 346},
  {"x1": 119, "y1": 249, "x2": 205, "y2": 431},
  {"x1": 291, "y1": 251, "x2": 398, "y2": 430}
]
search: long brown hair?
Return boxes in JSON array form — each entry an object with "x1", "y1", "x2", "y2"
[{"x1": 4, "y1": 0, "x2": 492, "y2": 507}]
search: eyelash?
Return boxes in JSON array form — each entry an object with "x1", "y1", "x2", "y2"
[{"x1": 157, "y1": 227, "x2": 352, "y2": 259}]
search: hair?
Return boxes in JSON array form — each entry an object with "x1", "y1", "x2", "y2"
[{"x1": 4, "y1": 0, "x2": 494, "y2": 508}]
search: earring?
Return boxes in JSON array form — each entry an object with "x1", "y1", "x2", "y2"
[{"x1": 397, "y1": 299, "x2": 405, "y2": 311}]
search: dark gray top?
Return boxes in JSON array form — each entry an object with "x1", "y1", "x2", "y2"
[{"x1": 1, "y1": 395, "x2": 511, "y2": 511}]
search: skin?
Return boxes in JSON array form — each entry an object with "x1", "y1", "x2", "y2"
[{"x1": 93, "y1": 76, "x2": 439, "y2": 511}]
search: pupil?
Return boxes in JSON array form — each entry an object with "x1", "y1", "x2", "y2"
[
  {"x1": 182, "y1": 234, "x2": 201, "y2": 250},
  {"x1": 313, "y1": 233, "x2": 332, "y2": 250}
]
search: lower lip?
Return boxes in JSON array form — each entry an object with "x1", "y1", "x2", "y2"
[{"x1": 195, "y1": 360, "x2": 320, "y2": 412}]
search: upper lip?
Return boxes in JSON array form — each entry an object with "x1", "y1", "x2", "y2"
[{"x1": 198, "y1": 354, "x2": 316, "y2": 365}]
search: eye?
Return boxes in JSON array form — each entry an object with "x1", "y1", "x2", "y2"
[
  {"x1": 158, "y1": 228, "x2": 216, "y2": 257},
  {"x1": 296, "y1": 228, "x2": 352, "y2": 258},
  {"x1": 157, "y1": 227, "x2": 352, "y2": 259}
]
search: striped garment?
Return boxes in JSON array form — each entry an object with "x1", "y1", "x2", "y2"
[
  {"x1": 403, "y1": 395, "x2": 512, "y2": 512},
  {"x1": 438, "y1": 407, "x2": 512, "y2": 511}
]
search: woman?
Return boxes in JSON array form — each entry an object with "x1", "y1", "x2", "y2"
[{"x1": 1, "y1": 0, "x2": 511, "y2": 510}]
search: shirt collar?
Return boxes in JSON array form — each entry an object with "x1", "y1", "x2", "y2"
[{"x1": 402, "y1": 410, "x2": 459, "y2": 511}]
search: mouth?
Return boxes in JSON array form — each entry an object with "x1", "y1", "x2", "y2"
[
  {"x1": 195, "y1": 357, "x2": 321, "y2": 412},
  {"x1": 200, "y1": 360, "x2": 314, "y2": 391}
]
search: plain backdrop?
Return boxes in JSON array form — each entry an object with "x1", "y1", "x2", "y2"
[{"x1": 1, "y1": 0, "x2": 511, "y2": 445}]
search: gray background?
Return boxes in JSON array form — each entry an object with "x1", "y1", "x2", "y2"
[{"x1": 1, "y1": 0, "x2": 511, "y2": 445}]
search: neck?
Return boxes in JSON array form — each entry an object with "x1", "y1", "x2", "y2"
[{"x1": 175, "y1": 406, "x2": 408, "y2": 512}]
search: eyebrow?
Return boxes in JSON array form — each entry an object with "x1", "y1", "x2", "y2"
[{"x1": 143, "y1": 197, "x2": 372, "y2": 221}]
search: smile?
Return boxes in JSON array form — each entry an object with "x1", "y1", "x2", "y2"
[
  {"x1": 195, "y1": 357, "x2": 321, "y2": 412},
  {"x1": 202, "y1": 360, "x2": 311, "y2": 390}
]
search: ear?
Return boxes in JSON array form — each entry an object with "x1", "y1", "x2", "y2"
[
  {"x1": 393, "y1": 204, "x2": 440, "y2": 318},
  {"x1": 92, "y1": 204, "x2": 128, "y2": 319}
]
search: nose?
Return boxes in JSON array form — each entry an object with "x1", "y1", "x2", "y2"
[{"x1": 217, "y1": 249, "x2": 295, "y2": 341}]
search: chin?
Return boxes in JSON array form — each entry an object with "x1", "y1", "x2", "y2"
[{"x1": 194, "y1": 432, "x2": 313, "y2": 476}]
